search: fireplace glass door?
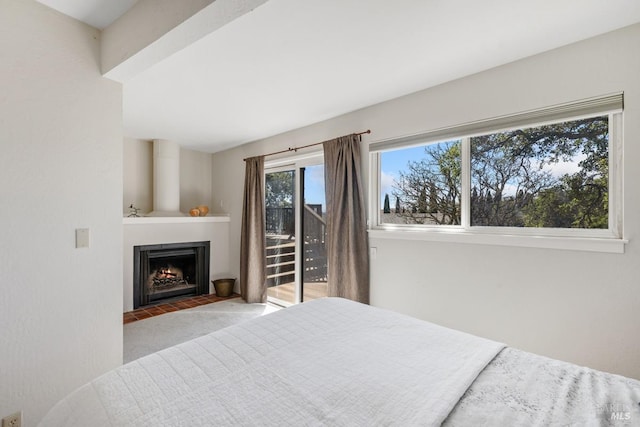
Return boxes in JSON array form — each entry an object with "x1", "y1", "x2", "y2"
[
  {"x1": 134, "y1": 241, "x2": 210, "y2": 308},
  {"x1": 146, "y1": 248, "x2": 197, "y2": 302}
]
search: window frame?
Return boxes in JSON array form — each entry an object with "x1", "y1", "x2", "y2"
[{"x1": 368, "y1": 95, "x2": 626, "y2": 253}]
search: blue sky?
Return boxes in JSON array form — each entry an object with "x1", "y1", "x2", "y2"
[
  {"x1": 302, "y1": 148, "x2": 426, "y2": 207},
  {"x1": 303, "y1": 164, "x2": 326, "y2": 206},
  {"x1": 379, "y1": 143, "x2": 583, "y2": 202},
  {"x1": 380, "y1": 146, "x2": 426, "y2": 204},
  {"x1": 305, "y1": 143, "x2": 585, "y2": 208}
]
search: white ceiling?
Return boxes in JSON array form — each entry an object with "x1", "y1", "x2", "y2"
[
  {"x1": 38, "y1": 0, "x2": 640, "y2": 153},
  {"x1": 37, "y1": 0, "x2": 138, "y2": 30}
]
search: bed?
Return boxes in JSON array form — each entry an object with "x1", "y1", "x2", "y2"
[{"x1": 39, "y1": 298, "x2": 640, "y2": 426}]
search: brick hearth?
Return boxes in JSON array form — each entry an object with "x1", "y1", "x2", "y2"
[{"x1": 123, "y1": 293, "x2": 240, "y2": 324}]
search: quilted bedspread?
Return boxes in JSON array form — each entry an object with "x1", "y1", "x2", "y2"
[
  {"x1": 39, "y1": 298, "x2": 504, "y2": 426},
  {"x1": 444, "y1": 347, "x2": 640, "y2": 426}
]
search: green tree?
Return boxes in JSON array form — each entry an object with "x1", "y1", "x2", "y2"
[
  {"x1": 524, "y1": 162, "x2": 608, "y2": 228},
  {"x1": 265, "y1": 171, "x2": 294, "y2": 208},
  {"x1": 392, "y1": 141, "x2": 461, "y2": 225},
  {"x1": 471, "y1": 116, "x2": 608, "y2": 228},
  {"x1": 470, "y1": 131, "x2": 554, "y2": 226},
  {"x1": 383, "y1": 193, "x2": 391, "y2": 213}
]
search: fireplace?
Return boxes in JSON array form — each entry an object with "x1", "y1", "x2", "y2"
[{"x1": 133, "y1": 241, "x2": 210, "y2": 308}]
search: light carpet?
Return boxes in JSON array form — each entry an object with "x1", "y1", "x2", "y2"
[{"x1": 123, "y1": 299, "x2": 280, "y2": 363}]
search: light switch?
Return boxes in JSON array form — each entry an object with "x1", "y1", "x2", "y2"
[
  {"x1": 76, "y1": 228, "x2": 90, "y2": 248},
  {"x1": 370, "y1": 247, "x2": 377, "y2": 260}
]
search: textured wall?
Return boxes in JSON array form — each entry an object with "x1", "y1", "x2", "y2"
[{"x1": 0, "y1": 1, "x2": 123, "y2": 425}]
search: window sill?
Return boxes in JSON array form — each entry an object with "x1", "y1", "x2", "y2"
[{"x1": 367, "y1": 228, "x2": 627, "y2": 254}]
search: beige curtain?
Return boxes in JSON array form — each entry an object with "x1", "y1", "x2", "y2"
[
  {"x1": 240, "y1": 156, "x2": 267, "y2": 303},
  {"x1": 323, "y1": 135, "x2": 370, "y2": 304}
]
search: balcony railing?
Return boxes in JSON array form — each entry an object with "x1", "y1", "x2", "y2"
[{"x1": 266, "y1": 205, "x2": 327, "y2": 302}]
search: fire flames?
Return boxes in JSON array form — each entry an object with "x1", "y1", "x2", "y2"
[{"x1": 148, "y1": 265, "x2": 187, "y2": 291}]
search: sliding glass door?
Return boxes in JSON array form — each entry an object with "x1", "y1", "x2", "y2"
[
  {"x1": 265, "y1": 158, "x2": 327, "y2": 306},
  {"x1": 300, "y1": 164, "x2": 327, "y2": 302},
  {"x1": 265, "y1": 168, "x2": 297, "y2": 304}
]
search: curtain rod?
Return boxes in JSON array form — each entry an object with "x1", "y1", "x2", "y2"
[{"x1": 243, "y1": 130, "x2": 371, "y2": 161}]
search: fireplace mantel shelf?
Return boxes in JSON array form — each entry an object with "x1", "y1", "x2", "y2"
[{"x1": 123, "y1": 215, "x2": 230, "y2": 225}]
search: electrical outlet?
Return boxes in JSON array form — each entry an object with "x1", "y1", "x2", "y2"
[{"x1": 2, "y1": 412, "x2": 21, "y2": 427}]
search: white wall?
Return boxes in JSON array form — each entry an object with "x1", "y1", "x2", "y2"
[
  {"x1": 123, "y1": 138, "x2": 213, "y2": 215},
  {"x1": 180, "y1": 147, "x2": 213, "y2": 212},
  {"x1": 123, "y1": 138, "x2": 153, "y2": 213},
  {"x1": 0, "y1": 1, "x2": 123, "y2": 425},
  {"x1": 211, "y1": 24, "x2": 640, "y2": 379}
]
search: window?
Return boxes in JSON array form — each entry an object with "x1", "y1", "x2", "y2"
[
  {"x1": 381, "y1": 140, "x2": 462, "y2": 226},
  {"x1": 470, "y1": 117, "x2": 609, "y2": 229},
  {"x1": 370, "y1": 94, "x2": 624, "y2": 252}
]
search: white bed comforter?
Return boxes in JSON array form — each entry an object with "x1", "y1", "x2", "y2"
[
  {"x1": 444, "y1": 347, "x2": 640, "y2": 427},
  {"x1": 39, "y1": 298, "x2": 504, "y2": 426}
]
